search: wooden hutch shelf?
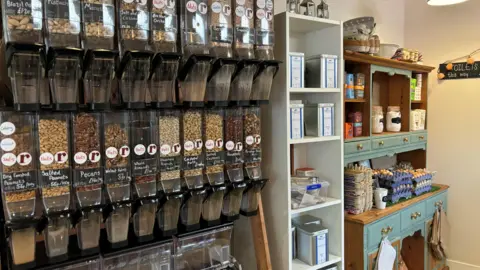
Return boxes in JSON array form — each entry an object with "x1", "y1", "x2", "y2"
[{"x1": 344, "y1": 50, "x2": 435, "y2": 73}]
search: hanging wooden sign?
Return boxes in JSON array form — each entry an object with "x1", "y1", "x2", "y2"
[{"x1": 438, "y1": 61, "x2": 480, "y2": 80}]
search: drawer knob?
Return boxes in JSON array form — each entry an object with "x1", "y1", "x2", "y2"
[
  {"x1": 404, "y1": 137, "x2": 409, "y2": 142},
  {"x1": 379, "y1": 141, "x2": 384, "y2": 146},
  {"x1": 435, "y1": 201, "x2": 443, "y2": 207},
  {"x1": 416, "y1": 212, "x2": 422, "y2": 217},
  {"x1": 419, "y1": 136, "x2": 425, "y2": 140},
  {"x1": 411, "y1": 212, "x2": 418, "y2": 219},
  {"x1": 381, "y1": 226, "x2": 393, "y2": 235},
  {"x1": 357, "y1": 144, "x2": 363, "y2": 150},
  {"x1": 387, "y1": 226, "x2": 393, "y2": 232}
]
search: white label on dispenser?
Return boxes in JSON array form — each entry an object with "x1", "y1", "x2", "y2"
[
  {"x1": 316, "y1": 234, "x2": 327, "y2": 264},
  {"x1": 89, "y1": 151, "x2": 101, "y2": 163},
  {"x1": 39, "y1": 152, "x2": 54, "y2": 165},
  {"x1": 184, "y1": 141, "x2": 194, "y2": 151},
  {"x1": 119, "y1": 145, "x2": 130, "y2": 157},
  {"x1": 205, "y1": 140, "x2": 215, "y2": 150},
  {"x1": 235, "y1": 6, "x2": 244, "y2": 16},
  {"x1": 216, "y1": 139, "x2": 224, "y2": 148},
  {"x1": 195, "y1": 139, "x2": 203, "y2": 149},
  {"x1": 246, "y1": 8, "x2": 253, "y2": 19},
  {"x1": 211, "y1": 1, "x2": 222, "y2": 13},
  {"x1": 246, "y1": 135, "x2": 254, "y2": 145},
  {"x1": 1, "y1": 153, "x2": 16, "y2": 166},
  {"x1": 256, "y1": 9, "x2": 265, "y2": 19},
  {"x1": 106, "y1": 147, "x2": 118, "y2": 159},
  {"x1": 256, "y1": 0, "x2": 265, "y2": 8},
  {"x1": 74, "y1": 152, "x2": 87, "y2": 164},
  {"x1": 153, "y1": 0, "x2": 165, "y2": 9},
  {"x1": 225, "y1": 141, "x2": 235, "y2": 151},
  {"x1": 55, "y1": 151, "x2": 68, "y2": 164},
  {"x1": 199, "y1": 2, "x2": 208, "y2": 14},
  {"x1": 0, "y1": 122, "x2": 15, "y2": 136},
  {"x1": 223, "y1": 4, "x2": 231, "y2": 15},
  {"x1": 266, "y1": 0, "x2": 273, "y2": 10},
  {"x1": 1, "y1": 138, "x2": 16, "y2": 151},
  {"x1": 172, "y1": 143, "x2": 181, "y2": 154},
  {"x1": 16, "y1": 152, "x2": 32, "y2": 166},
  {"x1": 186, "y1": 0, "x2": 197, "y2": 12},
  {"x1": 147, "y1": 144, "x2": 157, "y2": 155},
  {"x1": 134, "y1": 144, "x2": 146, "y2": 156},
  {"x1": 160, "y1": 144, "x2": 171, "y2": 155},
  {"x1": 236, "y1": 0, "x2": 245, "y2": 5}
]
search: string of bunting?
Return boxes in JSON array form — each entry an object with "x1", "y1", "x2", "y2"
[{"x1": 437, "y1": 48, "x2": 480, "y2": 80}]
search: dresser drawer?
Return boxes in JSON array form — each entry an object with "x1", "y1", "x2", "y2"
[
  {"x1": 410, "y1": 132, "x2": 427, "y2": 144},
  {"x1": 345, "y1": 140, "x2": 371, "y2": 155},
  {"x1": 426, "y1": 192, "x2": 448, "y2": 217},
  {"x1": 367, "y1": 213, "x2": 401, "y2": 250},
  {"x1": 371, "y1": 136, "x2": 404, "y2": 150},
  {"x1": 401, "y1": 202, "x2": 426, "y2": 231}
]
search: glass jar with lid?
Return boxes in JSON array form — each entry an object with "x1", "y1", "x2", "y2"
[
  {"x1": 372, "y1": 106, "x2": 384, "y2": 134},
  {"x1": 386, "y1": 106, "x2": 401, "y2": 132}
]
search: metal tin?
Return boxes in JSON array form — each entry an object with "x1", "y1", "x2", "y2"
[{"x1": 295, "y1": 217, "x2": 329, "y2": 266}]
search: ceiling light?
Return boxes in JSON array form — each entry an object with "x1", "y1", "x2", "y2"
[{"x1": 427, "y1": 0, "x2": 469, "y2": 6}]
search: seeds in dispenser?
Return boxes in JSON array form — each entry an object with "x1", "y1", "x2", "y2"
[
  {"x1": 225, "y1": 108, "x2": 243, "y2": 171},
  {"x1": 159, "y1": 113, "x2": 181, "y2": 181},
  {"x1": 244, "y1": 107, "x2": 261, "y2": 168},
  {"x1": 204, "y1": 110, "x2": 224, "y2": 175}
]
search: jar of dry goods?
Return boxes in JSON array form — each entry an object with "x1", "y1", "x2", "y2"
[
  {"x1": 0, "y1": 112, "x2": 37, "y2": 221},
  {"x1": 44, "y1": 215, "x2": 70, "y2": 258},
  {"x1": 117, "y1": 0, "x2": 149, "y2": 51},
  {"x1": 44, "y1": 0, "x2": 81, "y2": 47},
  {"x1": 72, "y1": 112, "x2": 102, "y2": 208},
  {"x1": 180, "y1": 0, "x2": 209, "y2": 56},
  {"x1": 131, "y1": 111, "x2": 158, "y2": 198},
  {"x1": 203, "y1": 108, "x2": 225, "y2": 185},
  {"x1": 181, "y1": 109, "x2": 204, "y2": 189},
  {"x1": 208, "y1": 0, "x2": 233, "y2": 58},
  {"x1": 38, "y1": 113, "x2": 71, "y2": 213},
  {"x1": 254, "y1": 0, "x2": 274, "y2": 60},
  {"x1": 103, "y1": 111, "x2": 131, "y2": 203},
  {"x1": 157, "y1": 194, "x2": 182, "y2": 235},
  {"x1": 244, "y1": 106, "x2": 262, "y2": 180},
  {"x1": 150, "y1": 0, "x2": 177, "y2": 52},
  {"x1": 158, "y1": 109, "x2": 182, "y2": 193},
  {"x1": 233, "y1": 0, "x2": 255, "y2": 58},
  {"x1": 2, "y1": 0, "x2": 44, "y2": 43},
  {"x1": 81, "y1": 0, "x2": 115, "y2": 49},
  {"x1": 224, "y1": 107, "x2": 244, "y2": 182}
]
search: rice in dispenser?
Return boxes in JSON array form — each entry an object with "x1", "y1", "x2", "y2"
[
  {"x1": 386, "y1": 106, "x2": 401, "y2": 132},
  {"x1": 177, "y1": 0, "x2": 212, "y2": 107},
  {"x1": 130, "y1": 110, "x2": 159, "y2": 242},
  {"x1": 44, "y1": 0, "x2": 81, "y2": 47},
  {"x1": 0, "y1": 112, "x2": 38, "y2": 268}
]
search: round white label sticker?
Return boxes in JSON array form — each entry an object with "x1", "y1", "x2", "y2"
[
  {"x1": 245, "y1": 8, "x2": 253, "y2": 19},
  {"x1": 0, "y1": 138, "x2": 16, "y2": 152},
  {"x1": 186, "y1": 0, "x2": 197, "y2": 12},
  {"x1": 74, "y1": 152, "x2": 87, "y2": 165},
  {"x1": 199, "y1": 2, "x2": 208, "y2": 14},
  {"x1": 172, "y1": 143, "x2": 181, "y2": 154},
  {"x1": 134, "y1": 144, "x2": 146, "y2": 156},
  {"x1": 225, "y1": 141, "x2": 235, "y2": 151},
  {"x1": 89, "y1": 151, "x2": 101, "y2": 163},
  {"x1": 16, "y1": 152, "x2": 32, "y2": 166},
  {"x1": 235, "y1": 6, "x2": 244, "y2": 17},
  {"x1": 235, "y1": 142, "x2": 243, "y2": 151},
  {"x1": 153, "y1": 0, "x2": 165, "y2": 9},
  {"x1": 160, "y1": 144, "x2": 171, "y2": 155},
  {"x1": 266, "y1": 0, "x2": 273, "y2": 10},
  {"x1": 55, "y1": 151, "x2": 68, "y2": 164},
  {"x1": 39, "y1": 152, "x2": 54, "y2": 165},
  {"x1": 256, "y1": 0, "x2": 265, "y2": 8},
  {"x1": 216, "y1": 138, "x2": 224, "y2": 148},
  {"x1": 266, "y1": 10, "x2": 273, "y2": 21},
  {"x1": 256, "y1": 9, "x2": 265, "y2": 19},
  {"x1": 166, "y1": 0, "x2": 175, "y2": 8},
  {"x1": 195, "y1": 139, "x2": 203, "y2": 149},
  {"x1": 184, "y1": 141, "x2": 194, "y2": 151},
  {"x1": 106, "y1": 147, "x2": 118, "y2": 159},
  {"x1": 147, "y1": 144, "x2": 158, "y2": 155},
  {"x1": 246, "y1": 135, "x2": 254, "y2": 145},
  {"x1": 205, "y1": 140, "x2": 215, "y2": 150},
  {"x1": 223, "y1": 4, "x2": 231, "y2": 15},
  {"x1": 255, "y1": 135, "x2": 262, "y2": 144},
  {"x1": 123, "y1": 0, "x2": 133, "y2": 3},
  {"x1": 119, "y1": 145, "x2": 130, "y2": 157},
  {"x1": 236, "y1": 0, "x2": 245, "y2": 5},
  {"x1": 211, "y1": 1, "x2": 222, "y2": 13},
  {"x1": 1, "y1": 153, "x2": 16, "y2": 166},
  {"x1": 138, "y1": 0, "x2": 147, "y2": 5},
  {"x1": 0, "y1": 122, "x2": 15, "y2": 136}
]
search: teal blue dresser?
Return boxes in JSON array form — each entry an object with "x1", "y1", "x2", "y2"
[{"x1": 345, "y1": 184, "x2": 449, "y2": 270}]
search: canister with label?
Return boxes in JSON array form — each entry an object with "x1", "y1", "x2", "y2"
[
  {"x1": 304, "y1": 103, "x2": 335, "y2": 137},
  {"x1": 289, "y1": 52, "x2": 304, "y2": 88},
  {"x1": 293, "y1": 215, "x2": 329, "y2": 266},
  {"x1": 305, "y1": 54, "x2": 338, "y2": 89},
  {"x1": 289, "y1": 104, "x2": 304, "y2": 140}
]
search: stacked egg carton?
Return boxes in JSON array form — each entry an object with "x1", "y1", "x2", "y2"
[
  {"x1": 411, "y1": 169, "x2": 434, "y2": 196},
  {"x1": 344, "y1": 165, "x2": 374, "y2": 215},
  {"x1": 374, "y1": 169, "x2": 413, "y2": 204}
]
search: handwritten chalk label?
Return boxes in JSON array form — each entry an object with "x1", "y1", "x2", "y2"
[{"x1": 438, "y1": 61, "x2": 480, "y2": 80}]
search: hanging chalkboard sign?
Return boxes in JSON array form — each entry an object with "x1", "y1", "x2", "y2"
[{"x1": 438, "y1": 61, "x2": 480, "y2": 80}]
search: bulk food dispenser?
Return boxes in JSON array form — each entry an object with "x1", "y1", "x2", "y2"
[
  {"x1": 180, "y1": 109, "x2": 205, "y2": 231},
  {"x1": 222, "y1": 107, "x2": 246, "y2": 221},
  {"x1": 205, "y1": 0, "x2": 237, "y2": 107},
  {"x1": 157, "y1": 109, "x2": 184, "y2": 236},
  {"x1": 202, "y1": 108, "x2": 226, "y2": 226},
  {"x1": 177, "y1": 0, "x2": 212, "y2": 107},
  {"x1": 0, "y1": 112, "x2": 39, "y2": 268},
  {"x1": 116, "y1": 0, "x2": 152, "y2": 109},
  {"x1": 148, "y1": 0, "x2": 181, "y2": 108},
  {"x1": 71, "y1": 112, "x2": 104, "y2": 255},
  {"x1": 103, "y1": 111, "x2": 132, "y2": 249},
  {"x1": 130, "y1": 110, "x2": 159, "y2": 242},
  {"x1": 37, "y1": 112, "x2": 73, "y2": 263}
]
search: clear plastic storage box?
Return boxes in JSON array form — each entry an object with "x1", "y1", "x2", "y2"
[{"x1": 291, "y1": 179, "x2": 330, "y2": 209}]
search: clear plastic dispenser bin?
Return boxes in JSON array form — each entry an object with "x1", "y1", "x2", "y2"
[
  {"x1": 244, "y1": 106, "x2": 262, "y2": 180},
  {"x1": 181, "y1": 109, "x2": 205, "y2": 190},
  {"x1": 46, "y1": 48, "x2": 83, "y2": 111},
  {"x1": 105, "y1": 203, "x2": 131, "y2": 248},
  {"x1": 173, "y1": 226, "x2": 233, "y2": 269},
  {"x1": 240, "y1": 179, "x2": 267, "y2": 216},
  {"x1": 117, "y1": 0, "x2": 149, "y2": 52},
  {"x1": 44, "y1": 0, "x2": 81, "y2": 48},
  {"x1": 133, "y1": 198, "x2": 157, "y2": 242},
  {"x1": 0, "y1": 112, "x2": 38, "y2": 269},
  {"x1": 232, "y1": 0, "x2": 254, "y2": 60},
  {"x1": 158, "y1": 109, "x2": 182, "y2": 194},
  {"x1": 116, "y1": 51, "x2": 151, "y2": 109},
  {"x1": 63, "y1": 259, "x2": 100, "y2": 269},
  {"x1": 202, "y1": 185, "x2": 226, "y2": 226},
  {"x1": 204, "y1": 108, "x2": 225, "y2": 186},
  {"x1": 4, "y1": 43, "x2": 48, "y2": 111},
  {"x1": 206, "y1": 59, "x2": 237, "y2": 107},
  {"x1": 180, "y1": 190, "x2": 206, "y2": 231},
  {"x1": 2, "y1": 0, "x2": 44, "y2": 44},
  {"x1": 224, "y1": 108, "x2": 244, "y2": 183},
  {"x1": 76, "y1": 209, "x2": 102, "y2": 254},
  {"x1": 222, "y1": 182, "x2": 246, "y2": 221},
  {"x1": 250, "y1": 61, "x2": 279, "y2": 104},
  {"x1": 157, "y1": 193, "x2": 183, "y2": 237},
  {"x1": 43, "y1": 214, "x2": 71, "y2": 261},
  {"x1": 81, "y1": 0, "x2": 115, "y2": 50},
  {"x1": 82, "y1": 50, "x2": 117, "y2": 110},
  {"x1": 229, "y1": 60, "x2": 258, "y2": 106}
]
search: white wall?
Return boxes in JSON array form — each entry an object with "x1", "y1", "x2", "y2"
[
  {"x1": 275, "y1": 0, "x2": 405, "y2": 46},
  {"x1": 404, "y1": 0, "x2": 480, "y2": 269}
]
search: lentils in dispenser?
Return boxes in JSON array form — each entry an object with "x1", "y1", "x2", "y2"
[
  {"x1": 81, "y1": 0, "x2": 115, "y2": 49},
  {"x1": 244, "y1": 106, "x2": 262, "y2": 180},
  {"x1": 182, "y1": 109, "x2": 204, "y2": 189},
  {"x1": 44, "y1": 0, "x2": 81, "y2": 47},
  {"x1": 2, "y1": 0, "x2": 43, "y2": 43},
  {"x1": 225, "y1": 107, "x2": 244, "y2": 182},
  {"x1": 158, "y1": 109, "x2": 182, "y2": 193},
  {"x1": 254, "y1": 0, "x2": 274, "y2": 60},
  {"x1": 204, "y1": 109, "x2": 225, "y2": 185},
  {"x1": 117, "y1": 0, "x2": 149, "y2": 51}
]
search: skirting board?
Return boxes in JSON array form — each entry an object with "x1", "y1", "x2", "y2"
[{"x1": 448, "y1": 259, "x2": 480, "y2": 270}]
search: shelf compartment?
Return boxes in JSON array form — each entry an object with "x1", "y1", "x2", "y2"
[
  {"x1": 289, "y1": 87, "x2": 341, "y2": 93},
  {"x1": 287, "y1": 13, "x2": 340, "y2": 33},
  {"x1": 291, "y1": 197, "x2": 341, "y2": 215},
  {"x1": 292, "y1": 254, "x2": 341, "y2": 270},
  {"x1": 289, "y1": 136, "x2": 340, "y2": 145}
]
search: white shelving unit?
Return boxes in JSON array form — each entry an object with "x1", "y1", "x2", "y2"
[{"x1": 262, "y1": 12, "x2": 344, "y2": 270}]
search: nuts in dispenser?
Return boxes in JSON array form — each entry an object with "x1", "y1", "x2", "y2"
[
  {"x1": 150, "y1": 0, "x2": 177, "y2": 52},
  {"x1": 182, "y1": 110, "x2": 204, "y2": 188},
  {"x1": 204, "y1": 109, "x2": 225, "y2": 185},
  {"x1": 244, "y1": 107, "x2": 262, "y2": 179},
  {"x1": 225, "y1": 108, "x2": 244, "y2": 182},
  {"x1": 117, "y1": 0, "x2": 149, "y2": 51},
  {"x1": 44, "y1": 0, "x2": 82, "y2": 47},
  {"x1": 3, "y1": 0, "x2": 44, "y2": 44},
  {"x1": 81, "y1": 0, "x2": 115, "y2": 49},
  {"x1": 158, "y1": 110, "x2": 182, "y2": 192}
]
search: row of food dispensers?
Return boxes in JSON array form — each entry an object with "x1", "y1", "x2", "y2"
[{"x1": 0, "y1": 0, "x2": 279, "y2": 110}]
